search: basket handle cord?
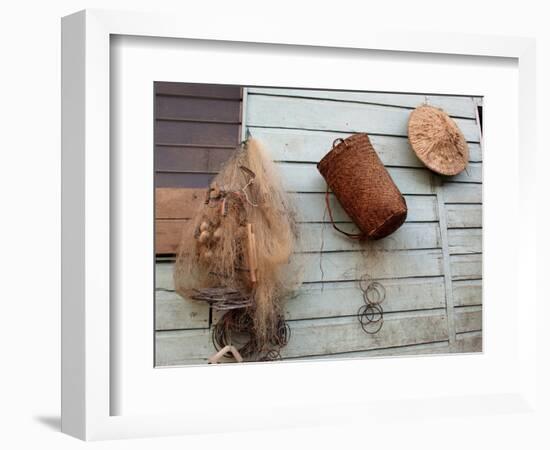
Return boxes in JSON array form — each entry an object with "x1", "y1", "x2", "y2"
[{"x1": 324, "y1": 184, "x2": 363, "y2": 240}]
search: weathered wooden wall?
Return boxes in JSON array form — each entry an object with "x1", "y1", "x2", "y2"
[
  {"x1": 155, "y1": 87, "x2": 483, "y2": 366},
  {"x1": 154, "y1": 82, "x2": 243, "y2": 254}
]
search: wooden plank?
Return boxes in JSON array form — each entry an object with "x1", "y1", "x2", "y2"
[
  {"x1": 247, "y1": 89, "x2": 479, "y2": 119},
  {"x1": 298, "y1": 222, "x2": 441, "y2": 252},
  {"x1": 155, "y1": 189, "x2": 438, "y2": 222},
  {"x1": 155, "y1": 121, "x2": 240, "y2": 146},
  {"x1": 446, "y1": 204, "x2": 482, "y2": 228},
  {"x1": 155, "y1": 310, "x2": 449, "y2": 365},
  {"x1": 155, "y1": 82, "x2": 242, "y2": 99},
  {"x1": 155, "y1": 207, "x2": 440, "y2": 256},
  {"x1": 283, "y1": 312, "x2": 449, "y2": 358},
  {"x1": 455, "y1": 306, "x2": 482, "y2": 333},
  {"x1": 284, "y1": 277, "x2": 445, "y2": 320},
  {"x1": 249, "y1": 127, "x2": 482, "y2": 165},
  {"x1": 450, "y1": 254, "x2": 482, "y2": 280},
  {"x1": 155, "y1": 328, "x2": 212, "y2": 366},
  {"x1": 447, "y1": 163, "x2": 482, "y2": 183},
  {"x1": 453, "y1": 279, "x2": 482, "y2": 306},
  {"x1": 454, "y1": 331, "x2": 482, "y2": 353},
  {"x1": 435, "y1": 183, "x2": 457, "y2": 346},
  {"x1": 158, "y1": 220, "x2": 442, "y2": 257},
  {"x1": 289, "y1": 340, "x2": 451, "y2": 360},
  {"x1": 155, "y1": 290, "x2": 209, "y2": 330},
  {"x1": 295, "y1": 331, "x2": 481, "y2": 359},
  {"x1": 155, "y1": 188, "x2": 205, "y2": 219},
  {"x1": 442, "y1": 183, "x2": 482, "y2": 203},
  {"x1": 156, "y1": 96, "x2": 241, "y2": 122},
  {"x1": 300, "y1": 249, "x2": 444, "y2": 283},
  {"x1": 208, "y1": 275, "x2": 446, "y2": 325},
  {"x1": 278, "y1": 163, "x2": 434, "y2": 195},
  {"x1": 246, "y1": 94, "x2": 480, "y2": 142},
  {"x1": 295, "y1": 193, "x2": 438, "y2": 223},
  {"x1": 155, "y1": 249, "x2": 444, "y2": 290},
  {"x1": 448, "y1": 228, "x2": 482, "y2": 254},
  {"x1": 155, "y1": 172, "x2": 215, "y2": 188},
  {"x1": 155, "y1": 146, "x2": 235, "y2": 172},
  {"x1": 156, "y1": 219, "x2": 187, "y2": 254}
]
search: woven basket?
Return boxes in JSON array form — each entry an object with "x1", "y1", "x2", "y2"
[
  {"x1": 408, "y1": 105, "x2": 469, "y2": 176},
  {"x1": 317, "y1": 133, "x2": 407, "y2": 240}
]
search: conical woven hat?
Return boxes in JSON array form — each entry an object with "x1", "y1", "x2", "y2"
[{"x1": 408, "y1": 105, "x2": 469, "y2": 176}]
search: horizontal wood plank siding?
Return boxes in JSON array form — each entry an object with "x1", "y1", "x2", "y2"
[
  {"x1": 247, "y1": 88, "x2": 480, "y2": 119},
  {"x1": 249, "y1": 127, "x2": 482, "y2": 165},
  {"x1": 154, "y1": 83, "x2": 243, "y2": 252},
  {"x1": 155, "y1": 121, "x2": 240, "y2": 148},
  {"x1": 156, "y1": 146, "x2": 235, "y2": 173},
  {"x1": 156, "y1": 310, "x2": 450, "y2": 365},
  {"x1": 154, "y1": 188, "x2": 441, "y2": 253},
  {"x1": 279, "y1": 163, "x2": 435, "y2": 194},
  {"x1": 156, "y1": 96, "x2": 242, "y2": 122},
  {"x1": 155, "y1": 189, "x2": 439, "y2": 223},
  {"x1": 247, "y1": 94, "x2": 480, "y2": 142},
  {"x1": 155, "y1": 82, "x2": 242, "y2": 99},
  {"x1": 156, "y1": 290, "x2": 209, "y2": 330},
  {"x1": 453, "y1": 280, "x2": 483, "y2": 306}
]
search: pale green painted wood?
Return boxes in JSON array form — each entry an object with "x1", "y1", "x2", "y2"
[
  {"x1": 156, "y1": 249, "x2": 444, "y2": 290},
  {"x1": 294, "y1": 193, "x2": 438, "y2": 223},
  {"x1": 446, "y1": 204, "x2": 482, "y2": 228},
  {"x1": 246, "y1": 94, "x2": 480, "y2": 142},
  {"x1": 211, "y1": 276, "x2": 446, "y2": 324},
  {"x1": 247, "y1": 88, "x2": 479, "y2": 119},
  {"x1": 249, "y1": 127, "x2": 482, "y2": 165},
  {"x1": 278, "y1": 163, "x2": 435, "y2": 194},
  {"x1": 155, "y1": 310, "x2": 449, "y2": 366},
  {"x1": 453, "y1": 280, "x2": 482, "y2": 306},
  {"x1": 454, "y1": 331, "x2": 483, "y2": 353},
  {"x1": 284, "y1": 277, "x2": 446, "y2": 320},
  {"x1": 448, "y1": 228, "x2": 482, "y2": 254},
  {"x1": 288, "y1": 340, "x2": 452, "y2": 360},
  {"x1": 302, "y1": 249, "x2": 444, "y2": 283},
  {"x1": 442, "y1": 183, "x2": 482, "y2": 203},
  {"x1": 298, "y1": 222, "x2": 441, "y2": 253},
  {"x1": 155, "y1": 290, "x2": 209, "y2": 331},
  {"x1": 447, "y1": 163, "x2": 482, "y2": 183},
  {"x1": 450, "y1": 254, "x2": 482, "y2": 280},
  {"x1": 454, "y1": 306, "x2": 482, "y2": 333}
]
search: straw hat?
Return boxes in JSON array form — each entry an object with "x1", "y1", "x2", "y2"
[{"x1": 407, "y1": 105, "x2": 469, "y2": 176}]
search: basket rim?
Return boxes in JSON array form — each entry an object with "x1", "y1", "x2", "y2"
[{"x1": 317, "y1": 132, "x2": 371, "y2": 173}]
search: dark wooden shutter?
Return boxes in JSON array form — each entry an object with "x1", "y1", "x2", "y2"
[{"x1": 154, "y1": 82, "x2": 243, "y2": 254}]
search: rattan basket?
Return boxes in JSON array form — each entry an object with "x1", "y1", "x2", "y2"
[
  {"x1": 407, "y1": 105, "x2": 469, "y2": 176},
  {"x1": 317, "y1": 133, "x2": 407, "y2": 240}
]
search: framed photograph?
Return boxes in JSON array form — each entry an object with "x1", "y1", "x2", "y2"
[{"x1": 61, "y1": 9, "x2": 538, "y2": 441}]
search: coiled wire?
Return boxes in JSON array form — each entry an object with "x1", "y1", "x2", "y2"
[
  {"x1": 357, "y1": 275, "x2": 386, "y2": 334},
  {"x1": 212, "y1": 309, "x2": 291, "y2": 361}
]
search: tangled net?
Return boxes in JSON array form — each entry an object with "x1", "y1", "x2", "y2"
[{"x1": 174, "y1": 138, "x2": 301, "y2": 361}]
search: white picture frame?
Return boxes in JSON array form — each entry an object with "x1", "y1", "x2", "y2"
[{"x1": 61, "y1": 9, "x2": 539, "y2": 441}]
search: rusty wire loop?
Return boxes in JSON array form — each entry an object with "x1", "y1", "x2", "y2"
[
  {"x1": 357, "y1": 275, "x2": 386, "y2": 335},
  {"x1": 212, "y1": 309, "x2": 291, "y2": 361}
]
